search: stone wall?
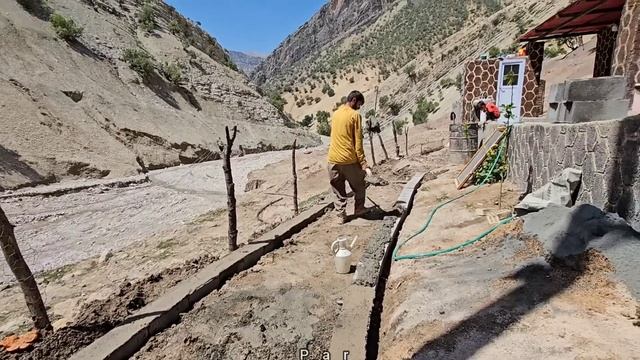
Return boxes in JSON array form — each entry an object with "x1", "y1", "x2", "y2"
[{"x1": 507, "y1": 116, "x2": 640, "y2": 228}]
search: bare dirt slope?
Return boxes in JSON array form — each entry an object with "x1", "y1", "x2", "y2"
[{"x1": 0, "y1": 0, "x2": 319, "y2": 190}]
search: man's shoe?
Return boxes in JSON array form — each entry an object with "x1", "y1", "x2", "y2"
[
  {"x1": 354, "y1": 207, "x2": 371, "y2": 217},
  {"x1": 331, "y1": 211, "x2": 347, "y2": 225}
]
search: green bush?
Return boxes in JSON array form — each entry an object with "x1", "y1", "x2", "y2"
[
  {"x1": 439, "y1": 77, "x2": 456, "y2": 89},
  {"x1": 139, "y1": 3, "x2": 157, "y2": 33},
  {"x1": 327, "y1": 87, "x2": 336, "y2": 97},
  {"x1": 404, "y1": 64, "x2": 417, "y2": 83},
  {"x1": 412, "y1": 98, "x2": 439, "y2": 125},
  {"x1": 301, "y1": 114, "x2": 314, "y2": 127},
  {"x1": 123, "y1": 48, "x2": 155, "y2": 78},
  {"x1": 162, "y1": 62, "x2": 183, "y2": 85},
  {"x1": 266, "y1": 90, "x2": 287, "y2": 112},
  {"x1": 168, "y1": 19, "x2": 183, "y2": 35},
  {"x1": 365, "y1": 109, "x2": 376, "y2": 119},
  {"x1": 50, "y1": 13, "x2": 83, "y2": 41},
  {"x1": 488, "y1": 46, "x2": 501, "y2": 58},
  {"x1": 379, "y1": 95, "x2": 389, "y2": 109},
  {"x1": 316, "y1": 111, "x2": 331, "y2": 136},
  {"x1": 544, "y1": 44, "x2": 567, "y2": 58},
  {"x1": 388, "y1": 102, "x2": 402, "y2": 116},
  {"x1": 393, "y1": 118, "x2": 408, "y2": 135},
  {"x1": 455, "y1": 73, "x2": 463, "y2": 92}
]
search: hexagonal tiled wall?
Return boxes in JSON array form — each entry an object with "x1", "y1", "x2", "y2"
[
  {"x1": 462, "y1": 59, "x2": 499, "y2": 123},
  {"x1": 461, "y1": 58, "x2": 543, "y2": 122}
]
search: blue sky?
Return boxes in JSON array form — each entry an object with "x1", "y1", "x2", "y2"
[{"x1": 166, "y1": 0, "x2": 326, "y2": 55}]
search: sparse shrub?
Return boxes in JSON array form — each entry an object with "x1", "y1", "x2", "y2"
[
  {"x1": 162, "y1": 62, "x2": 183, "y2": 85},
  {"x1": 316, "y1": 111, "x2": 331, "y2": 136},
  {"x1": 412, "y1": 97, "x2": 439, "y2": 125},
  {"x1": 123, "y1": 48, "x2": 155, "y2": 78},
  {"x1": 439, "y1": 77, "x2": 456, "y2": 89},
  {"x1": 168, "y1": 19, "x2": 183, "y2": 35},
  {"x1": 301, "y1": 114, "x2": 314, "y2": 127},
  {"x1": 455, "y1": 73, "x2": 463, "y2": 92},
  {"x1": 365, "y1": 109, "x2": 376, "y2": 119},
  {"x1": 327, "y1": 87, "x2": 336, "y2": 97},
  {"x1": 404, "y1": 64, "x2": 417, "y2": 83},
  {"x1": 393, "y1": 118, "x2": 408, "y2": 135},
  {"x1": 379, "y1": 95, "x2": 389, "y2": 109},
  {"x1": 544, "y1": 43, "x2": 567, "y2": 58},
  {"x1": 138, "y1": 3, "x2": 157, "y2": 33},
  {"x1": 322, "y1": 83, "x2": 332, "y2": 94},
  {"x1": 349, "y1": 76, "x2": 355, "y2": 83},
  {"x1": 50, "y1": 13, "x2": 83, "y2": 41},
  {"x1": 388, "y1": 102, "x2": 402, "y2": 116},
  {"x1": 488, "y1": 46, "x2": 501, "y2": 58},
  {"x1": 315, "y1": 97, "x2": 321, "y2": 103},
  {"x1": 266, "y1": 90, "x2": 287, "y2": 112}
]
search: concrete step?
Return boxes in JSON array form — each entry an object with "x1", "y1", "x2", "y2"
[
  {"x1": 550, "y1": 99, "x2": 631, "y2": 123},
  {"x1": 548, "y1": 76, "x2": 627, "y2": 104}
]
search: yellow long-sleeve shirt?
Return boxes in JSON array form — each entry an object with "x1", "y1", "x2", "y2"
[{"x1": 328, "y1": 105, "x2": 367, "y2": 168}]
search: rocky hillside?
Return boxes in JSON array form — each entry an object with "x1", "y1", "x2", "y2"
[
  {"x1": 0, "y1": 0, "x2": 319, "y2": 190},
  {"x1": 229, "y1": 51, "x2": 265, "y2": 75},
  {"x1": 253, "y1": 0, "x2": 570, "y2": 128},
  {"x1": 252, "y1": 0, "x2": 393, "y2": 85}
]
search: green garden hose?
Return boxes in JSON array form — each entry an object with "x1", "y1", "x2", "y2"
[{"x1": 393, "y1": 127, "x2": 513, "y2": 261}]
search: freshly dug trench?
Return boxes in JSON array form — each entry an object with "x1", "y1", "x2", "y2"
[{"x1": 135, "y1": 213, "x2": 390, "y2": 359}]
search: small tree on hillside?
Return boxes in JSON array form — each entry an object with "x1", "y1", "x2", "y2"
[
  {"x1": 404, "y1": 64, "x2": 417, "y2": 83},
  {"x1": 316, "y1": 111, "x2": 331, "y2": 136},
  {"x1": 388, "y1": 102, "x2": 402, "y2": 116},
  {"x1": 365, "y1": 109, "x2": 377, "y2": 119},
  {"x1": 301, "y1": 114, "x2": 314, "y2": 127},
  {"x1": 50, "y1": 13, "x2": 83, "y2": 41},
  {"x1": 138, "y1": 3, "x2": 157, "y2": 32}
]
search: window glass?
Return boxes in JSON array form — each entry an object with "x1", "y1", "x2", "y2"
[{"x1": 502, "y1": 64, "x2": 520, "y2": 86}]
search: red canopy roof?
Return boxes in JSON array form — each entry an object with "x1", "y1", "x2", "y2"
[{"x1": 519, "y1": 0, "x2": 625, "y2": 41}]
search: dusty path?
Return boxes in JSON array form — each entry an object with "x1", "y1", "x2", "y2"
[
  {"x1": 133, "y1": 179, "x2": 404, "y2": 360},
  {"x1": 0, "y1": 150, "x2": 291, "y2": 284}
]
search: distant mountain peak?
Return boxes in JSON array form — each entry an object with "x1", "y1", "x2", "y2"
[{"x1": 229, "y1": 51, "x2": 265, "y2": 76}]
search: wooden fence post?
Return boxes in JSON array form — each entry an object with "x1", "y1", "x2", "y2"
[
  {"x1": 292, "y1": 139, "x2": 299, "y2": 215},
  {"x1": 219, "y1": 125, "x2": 238, "y2": 251},
  {"x1": 367, "y1": 120, "x2": 377, "y2": 166},
  {"x1": 405, "y1": 127, "x2": 409, "y2": 157},
  {"x1": 0, "y1": 206, "x2": 51, "y2": 330},
  {"x1": 377, "y1": 132, "x2": 389, "y2": 162},
  {"x1": 392, "y1": 120, "x2": 400, "y2": 158}
]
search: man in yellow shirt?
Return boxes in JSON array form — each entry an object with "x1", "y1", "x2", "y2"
[{"x1": 327, "y1": 91, "x2": 372, "y2": 223}]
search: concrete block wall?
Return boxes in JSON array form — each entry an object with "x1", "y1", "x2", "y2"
[{"x1": 507, "y1": 115, "x2": 640, "y2": 228}]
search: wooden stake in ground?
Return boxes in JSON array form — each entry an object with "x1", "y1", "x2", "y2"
[
  {"x1": 392, "y1": 120, "x2": 400, "y2": 158},
  {"x1": 405, "y1": 127, "x2": 409, "y2": 157},
  {"x1": 292, "y1": 139, "x2": 299, "y2": 215},
  {"x1": 0, "y1": 206, "x2": 51, "y2": 330},
  {"x1": 377, "y1": 132, "x2": 389, "y2": 162},
  {"x1": 367, "y1": 120, "x2": 377, "y2": 166},
  {"x1": 219, "y1": 125, "x2": 239, "y2": 251}
]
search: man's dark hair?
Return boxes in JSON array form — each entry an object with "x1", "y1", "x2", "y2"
[{"x1": 347, "y1": 90, "x2": 365, "y2": 104}]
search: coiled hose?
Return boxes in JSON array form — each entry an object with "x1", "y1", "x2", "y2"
[{"x1": 393, "y1": 126, "x2": 513, "y2": 261}]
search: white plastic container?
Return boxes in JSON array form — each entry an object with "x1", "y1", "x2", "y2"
[{"x1": 331, "y1": 235, "x2": 357, "y2": 274}]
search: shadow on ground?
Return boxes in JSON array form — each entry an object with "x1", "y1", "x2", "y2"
[{"x1": 411, "y1": 204, "x2": 638, "y2": 360}]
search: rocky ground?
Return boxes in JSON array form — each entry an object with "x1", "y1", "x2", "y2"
[{"x1": 380, "y1": 164, "x2": 640, "y2": 359}]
